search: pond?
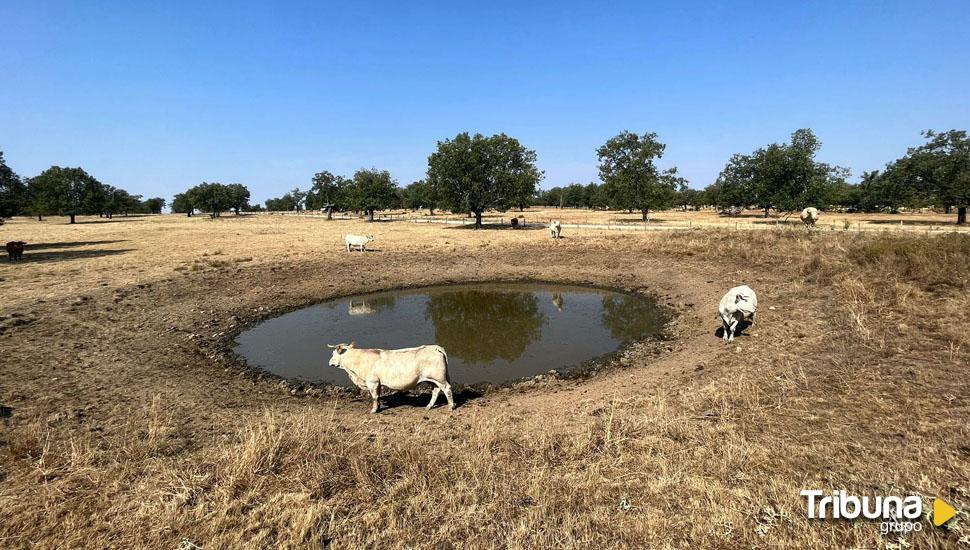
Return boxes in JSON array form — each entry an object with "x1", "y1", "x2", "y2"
[{"x1": 233, "y1": 282, "x2": 667, "y2": 386}]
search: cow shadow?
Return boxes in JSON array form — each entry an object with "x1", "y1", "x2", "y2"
[
  {"x1": 448, "y1": 224, "x2": 546, "y2": 231},
  {"x1": 379, "y1": 387, "x2": 483, "y2": 411},
  {"x1": 25, "y1": 240, "x2": 127, "y2": 250},
  {"x1": 77, "y1": 217, "x2": 147, "y2": 224},
  {"x1": 867, "y1": 219, "x2": 950, "y2": 226},
  {"x1": 713, "y1": 320, "x2": 754, "y2": 339},
  {"x1": 9, "y1": 248, "x2": 133, "y2": 263}
]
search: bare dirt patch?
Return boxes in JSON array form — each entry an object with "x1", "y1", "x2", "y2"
[{"x1": 1, "y1": 213, "x2": 968, "y2": 548}]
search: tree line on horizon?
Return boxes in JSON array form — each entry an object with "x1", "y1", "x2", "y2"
[
  {"x1": 0, "y1": 157, "x2": 166, "y2": 223},
  {"x1": 1, "y1": 128, "x2": 967, "y2": 225}
]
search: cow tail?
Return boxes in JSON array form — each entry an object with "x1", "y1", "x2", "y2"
[{"x1": 436, "y1": 346, "x2": 450, "y2": 384}]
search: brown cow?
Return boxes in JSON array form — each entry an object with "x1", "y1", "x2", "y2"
[{"x1": 6, "y1": 241, "x2": 25, "y2": 260}]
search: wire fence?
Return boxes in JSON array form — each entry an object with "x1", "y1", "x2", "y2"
[{"x1": 251, "y1": 211, "x2": 970, "y2": 235}]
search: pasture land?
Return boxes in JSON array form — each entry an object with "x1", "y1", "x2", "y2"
[
  {"x1": 325, "y1": 206, "x2": 969, "y2": 234},
  {"x1": 1, "y1": 211, "x2": 968, "y2": 548}
]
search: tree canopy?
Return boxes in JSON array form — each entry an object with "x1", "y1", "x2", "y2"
[
  {"x1": 891, "y1": 130, "x2": 970, "y2": 224},
  {"x1": 27, "y1": 166, "x2": 105, "y2": 223},
  {"x1": 183, "y1": 182, "x2": 246, "y2": 217},
  {"x1": 402, "y1": 180, "x2": 439, "y2": 215},
  {"x1": 144, "y1": 197, "x2": 166, "y2": 214},
  {"x1": 427, "y1": 132, "x2": 542, "y2": 227},
  {"x1": 0, "y1": 150, "x2": 25, "y2": 220},
  {"x1": 306, "y1": 171, "x2": 350, "y2": 218},
  {"x1": 597, "y1": 131, "x2": 686, "y2": 221},
  {"x1": 708, "y1": 129, "x2": 848, "y2": 217},
  {"x1": 346, "y1": 169, "x2": 399, "y2": 221}
]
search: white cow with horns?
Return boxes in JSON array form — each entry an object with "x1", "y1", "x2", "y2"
[
  {"x1": 718, "y1": 285, "x2": 758, "y2": 343},
  {"x1": 327, "y1": 343, "x2": 455, "y2": 413}
]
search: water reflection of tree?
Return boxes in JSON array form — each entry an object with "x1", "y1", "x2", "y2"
[
  {"x1": 425, "y1": 291, "x2": 546, "y2": 362},
  {"x1": 551, "y1": 292, "x2": 564, "y2": 312},
  {"x1": 600, "y1": 295, "x2": 665, "y2": 342}
]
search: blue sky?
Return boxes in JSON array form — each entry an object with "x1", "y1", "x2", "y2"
[{"x1": 1, "y1": 1, "x2": 968, "y2": 204}]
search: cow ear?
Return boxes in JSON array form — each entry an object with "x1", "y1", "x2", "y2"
[{"x1": 735, "y1": 294, "x2": 742, "y2": 304}]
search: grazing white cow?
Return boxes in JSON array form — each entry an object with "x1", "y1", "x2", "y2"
[
  {"x1": 549, "y1": 220, "x2": 562, "y2": 239},
  {"x1": 327, "y1": 343, "x2": 455, "y2": 413},
  {"x1": 345, "y1": 234, "x2": 374, "y2": 252},
  {"x1": 800, "y1": 207, "x2": 820, "y2": 227},
  {"x1": 718, "y1": 285, "x2": 758, "y2": 342}
]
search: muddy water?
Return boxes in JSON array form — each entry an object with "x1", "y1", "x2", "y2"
[{"x1": 233, "y1": 282, "x2": 666, "y2": 386}]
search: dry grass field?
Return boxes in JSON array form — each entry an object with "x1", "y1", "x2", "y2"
[
  {"x1": 1, "y1": 210, "x2": 969, "y2": 548},
  {"x1": 369, "y1": 206, "x2": 968, "y2": 234}
]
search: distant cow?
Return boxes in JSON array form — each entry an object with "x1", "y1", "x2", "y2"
[
  {"x1": 549, "y1": 220, "x2": 562, "y2": 239},
  {"x1": 6, "y1": 241, "x2": 25, "y2": 261},
  {"x1": 800, "y1": 207, "x2": 820, "y2": 227},
  {"x1": 510, "y1": 217, "x2": 519, "y2": 228},
  {"x1": 345, "y1": 234, "x2": 374, "y2": 252},
  {"x1": 328, "y1": 343, "x2": 455, "y2": 413}
]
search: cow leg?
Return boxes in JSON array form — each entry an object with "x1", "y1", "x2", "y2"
[
  {"x1": 426, "y1": 387, "x2": 441, "y2": 409},
  {"x1": 728, "y1": 319, "x2": 739, "y2": 342},
  {"x1": 367, "y1": 381, "x2": 381, "y2": 413},
  {"x1": 346, "y1": 243, "x2": 351, "y2": 252},
  {"x1": 750, "y1": 312, "x2": 757, "y2": 325},
  {"x1": 722, "y1": 321, "x2": 730, "y2": 342},
  {"x1": 443, "y1": 383, "x2": 455, "y2": 410}
]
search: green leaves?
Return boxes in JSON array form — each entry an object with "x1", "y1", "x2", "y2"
[
  {"x1": 427, "y1": 132, "x2": 542, "y2": 226},
  {"x1": 27, "y1": 166, "x2": 105, "y2": 221},
  {"x1": 597, "y1": 131, "x2": 683, "y2": 220},
  {"x1": 306, "y1": 171, "x2": 350, "y2": 211},
  {"x1": 184, "y1": 182, "x2": 249, "y2": 216},
  {"x1": 346, "y1": 169, "x2": 398, "y2": 217},
  {"x1": 709, "y1": 129, "x2": 846, "y2": 216},
  {"x1": 0, "y1": 150, "x2": 25, "y2": 219}
]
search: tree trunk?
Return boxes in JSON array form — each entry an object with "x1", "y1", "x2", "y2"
[
  {"x1": 326, "y1": 208, "x2": 333, "y2": 221},
  {"x1": 764, "y1": 207, "x2": 769, "y2": 218},
  {"x1": 958, "y1": 207, "x2": 967, "y2": 225},
  {"x1": 428, "y1": 207, "x2": 434, "y2": 216},
  {"x1": 367, "y1": 210, "x2": 374, "y2": 222},
  {"x1": 641, "y1": 208, "x2": 649, "y2": 222},
  {"x1": 37, "y1": 214, "x2": 42, "y2": 221},
  {"x1": 474, "y1": 210, "x2": 483, "y2": 228},
  {"x1": 945, "y1": 205, "x2": 952, "y2": 214},
  {"x1": 69, "y1": 213, "x2": 76, "y2": 224}
]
